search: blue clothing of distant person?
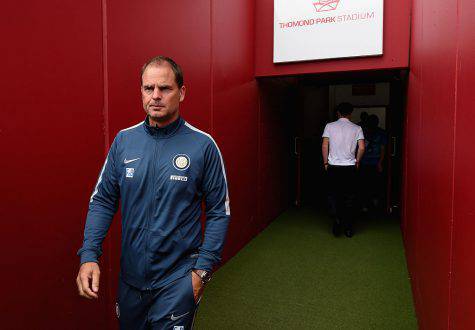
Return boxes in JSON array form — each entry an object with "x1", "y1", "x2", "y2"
[
  {"x1": 360, "y1": 114, "x2": 387, "y2": 211},
  {"x1": 362, "y1": 127, "x2": 388, "y2": 166}
]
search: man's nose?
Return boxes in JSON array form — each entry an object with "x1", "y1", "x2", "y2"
[{"x1": 152, "y1": 87, "x2": 161, "y2": 99}]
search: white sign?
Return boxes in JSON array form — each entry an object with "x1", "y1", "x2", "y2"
[{"x1": 274, "y1": 0, "x2": 384, "y2": 63}]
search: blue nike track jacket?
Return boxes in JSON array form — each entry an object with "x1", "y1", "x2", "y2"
[{"x1": 78, "y1": 117, "x2": 231, "y2": 290}]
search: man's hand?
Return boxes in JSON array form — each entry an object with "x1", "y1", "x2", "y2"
[
  {"x1": 377, "y1": 162, "x2": 383, "y2": 173},
  {"x1": 76, "y1": 262, "x2": 100, "y2": 299},
  {"x1": 191, "y1": 271, "x2": 205, "y2": 304}
]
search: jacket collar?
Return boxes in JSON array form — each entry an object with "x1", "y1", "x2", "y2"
[{"x1": 143, "y1": 116, "x2": 183, "y2": 138}]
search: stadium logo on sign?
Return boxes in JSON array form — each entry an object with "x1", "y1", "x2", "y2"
[{"x1": 313, "y1": 0, "x2": 340, "y2": 12}]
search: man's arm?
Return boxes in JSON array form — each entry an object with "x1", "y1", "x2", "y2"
[
  {"x1": 322, "y1": 137, "x2": 329, "y2": 170},
  {"x1": 191, "y1": 139, "x2": 231, "y2": 302},
  {"x1": 356, "y1": 139, "x2": 366, "y2": 168},
  {"x1": 355, "y1": 126, "x2": 365, "y2": 168},
  {"x1": 195, "y1": 140, "x2": 231, "y2": 272},
  {"x1": 321, "y1": 123, "x2": 330, "y2": 170},
  {"x1": 76, "y1": 136, "x2": 120, "y2": 299}
]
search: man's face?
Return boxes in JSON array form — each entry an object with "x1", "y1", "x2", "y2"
[{"x1": 141, "y1": 63, "x2": 185, "y2": 126}]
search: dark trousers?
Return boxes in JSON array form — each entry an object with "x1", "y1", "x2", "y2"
[
  {"x1": 327, "y1": 165, "x2": 357, "y2": 230},
  {"x1": 359, "y1": 164, "x2": 384, "y2": 210},
  {"x1": 117, "y1": 272, "x2": 199, "y2": 330}
]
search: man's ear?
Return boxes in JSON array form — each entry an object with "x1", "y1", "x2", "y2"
[{"x1": 179, "y1": 85, "x2": 186, "y2": 102}]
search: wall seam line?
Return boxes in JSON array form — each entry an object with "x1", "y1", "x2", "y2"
[
  {"x1": 406, "y1": 0, "x2": 414, "y2": 69},
  {"x1": 447, "y1": 0, "x2": 461, "y2": 328},
  {"x1": 414, "y1": 0, "x2": 424, "y2": 324},
  {"x1": 100, "y1": 0, "x2": 112, "y2": 327},
  {"x1": 101, "y1": 3, "x2": 110, "y2": 162},
  {"x1": 210, "y1": 0, "x2": 214, "y2": 134}
]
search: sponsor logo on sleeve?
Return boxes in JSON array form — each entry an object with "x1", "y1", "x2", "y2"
[{"x1": 125, "y1": 168, "x2": 135, "y2": 178}]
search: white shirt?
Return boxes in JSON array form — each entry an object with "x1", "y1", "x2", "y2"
[{"x1": 322, "y1": 118, "x2": 364, "y2": 166}]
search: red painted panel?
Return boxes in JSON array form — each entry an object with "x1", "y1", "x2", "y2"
[
  {"x1": 416, "y1": 1, "x2": 457, "y2": 327},
  {"x1": 255, "y1": 0, "x2": 411, "y2": 77},
  {"x1": 106, "y1": 0, "x2": 212, "y2": 134},
  {"x1": 0, "y1": 1, "x2": 107, "y2": 329},
  {"x1": 403, "y1": 77, "x2": 424, "y2": 326},
  {"x1": 404, "y1": 0, "x2": 458, "y2": 328},
  {"x1": 402, "y1": 0, "x2": 424, "y2": 325},
  {"x1": 210, "y1": 0, "x2": 261, "y2": 260},
  {"x1": 450, "y1": 0, "x2": 475, "y2": 328},
  {"x1": 257, "y1": 80, "x2": 294, "y2": 228}
]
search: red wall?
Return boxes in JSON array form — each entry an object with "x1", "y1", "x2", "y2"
[
  {"x1": 9, "y1": 0, "x2": 475, "y2": 329},
  {"x1": 1, "y1": 1, "x2": 291, "y2": 328},
  {"x1": 255, "y1": 0, "x2": 411, "y2": 77},
  {"x1": 450, "y1": 0, "x2": 475, "y2": 327},
  {"x1": 403, "y1": 0, "x2": 475, "y2": 328},
  {"x1": 1, "y1": 1, "x2": 109, "y2": 329}
]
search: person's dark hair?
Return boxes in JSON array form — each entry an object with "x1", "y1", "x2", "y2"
[
  {"x1": 360, "y1": 111, "x2": 369, "y2": 121},
  {"x1": 141, "y1": 56, "x2": 184, "y2": 88},
  {"x1": 336, "y1": 102, "x2": 353, "y2": 116},
  {"x1": 368, "y1": 114, "x2": 380, "y2": 128}
]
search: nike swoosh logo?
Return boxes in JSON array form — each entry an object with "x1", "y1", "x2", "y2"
[
  {"x1": 170, "y1": 311, "x2": 189, "y2": 321},
  {"x1": 124, "y1": 158, "x2": 140, "y2": 164}
]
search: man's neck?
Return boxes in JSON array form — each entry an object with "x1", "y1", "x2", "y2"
[{"x1": 149, "y1": 114, "x2": 179, "y2": 128}]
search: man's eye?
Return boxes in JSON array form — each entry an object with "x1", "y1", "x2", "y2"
[{"x1": 144, "y1": 87, "x2": 153, "y2": 92}]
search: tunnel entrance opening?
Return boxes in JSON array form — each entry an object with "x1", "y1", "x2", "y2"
[{"x1": 257, "y1": 69, "x2": 408, "y2": 221}]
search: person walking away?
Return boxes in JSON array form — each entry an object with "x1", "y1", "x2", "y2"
[{"x1": 322, "y1": 103, "x2": 365, "y2": 237}]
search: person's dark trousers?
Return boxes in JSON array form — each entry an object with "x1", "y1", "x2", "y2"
[
  {"x1": 327, "y1": 165, "x2": 357, "y2": 234},
  {"x1": 359, "y1": 164, "x2": 384, "y2": 211}
]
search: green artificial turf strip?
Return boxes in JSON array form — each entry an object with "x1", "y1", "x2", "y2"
[{"x1": 194, "y1": 208, "x2": 417, "y2": 329}]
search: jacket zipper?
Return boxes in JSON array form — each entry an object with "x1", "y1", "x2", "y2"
[{"x1": 145, "y1": 137, "x2": 160, "y2": 289}]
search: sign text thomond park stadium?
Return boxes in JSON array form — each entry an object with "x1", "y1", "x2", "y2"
[{"x1": 278, "y1": 12, "x2": 375, "y2": 29}]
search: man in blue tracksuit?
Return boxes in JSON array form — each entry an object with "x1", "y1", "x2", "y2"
[{"x1": 76, "y1": 56, "x2": 231, "y2": 329}]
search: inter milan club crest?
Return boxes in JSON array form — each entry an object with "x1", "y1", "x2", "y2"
[{"x1": 173, "y1": 154, "x2": 190, "y2": 171}]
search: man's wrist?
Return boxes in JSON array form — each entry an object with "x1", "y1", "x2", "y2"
[{"x1": 192, "y1": 269, "x2": 213, "y2": 285}]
